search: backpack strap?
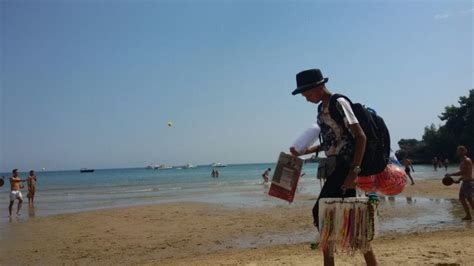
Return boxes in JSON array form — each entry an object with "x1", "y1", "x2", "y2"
[{"x1": 327, "y1": 93, "x2": 353, "y2": 126}]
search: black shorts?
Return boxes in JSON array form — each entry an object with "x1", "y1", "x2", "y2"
[
  {"x1": 405, "y1": 167, "x2": 411, "y2": 174},
  {"x1": 313, "y1": 155, "x2": 356, "y2": 228}
]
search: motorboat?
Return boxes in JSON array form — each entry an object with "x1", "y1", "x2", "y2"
[
  {"x1": 183, "y1": 163, "x2": 195, "y2": 169},
  {"x1": 157, "y1": 164, "x2": 173, "y2": 170},
  {"x1": 211, "y1": 162, "x2": 227, "y2": 167}
]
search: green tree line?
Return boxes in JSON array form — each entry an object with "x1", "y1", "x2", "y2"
[{"x1": 396, "y1": 89, "x2": 474, "y2": 164}]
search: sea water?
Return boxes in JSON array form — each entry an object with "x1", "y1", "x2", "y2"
[
  {"x1": 0, "y1": 164, "x2": 455, "y2": 217},
  {"x1": 0, "y1": 163, "x2": 462, "y2": 239}
]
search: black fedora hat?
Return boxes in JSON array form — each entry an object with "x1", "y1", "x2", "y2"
[{"x1": 291, "y1": 69, "x2": 328, "y2": 95}]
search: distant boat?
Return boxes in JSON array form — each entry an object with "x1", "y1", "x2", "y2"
[
  {"x1": 145, "y1": 165, "x2": 154, "y2": 169},
  {"x1": 182, "y1": 163, "x2": 196, "y2": 169},
  {"x1": 211, "y1": 162, "x2": 227, "y2": 167},
  {"x1": 80, "y1": 168, "x2": 95, "y2": 173},
  {"x1": 157, "y1": 164, "x2": 173, "y2": 170}
]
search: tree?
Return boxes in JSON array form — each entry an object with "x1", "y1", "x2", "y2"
[{"x1": 397, "y1": 89, "x2": 474, "y2": 162}]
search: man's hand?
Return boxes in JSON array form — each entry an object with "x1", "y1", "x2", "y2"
[
  {"x1": 342, "y1": 171, "x2": 357, "y2": 190},
  {"x1": 289, "y1": 147, "x2": 301, "y2": 157}
]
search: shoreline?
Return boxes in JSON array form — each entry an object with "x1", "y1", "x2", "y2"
[{"x1": 1, "y1": 179, "x2": 472, "y2": 265}]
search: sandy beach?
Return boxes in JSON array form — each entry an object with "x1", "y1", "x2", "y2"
[{"x1": 1, "y1": 179, "x2": 473, "y2": 265}]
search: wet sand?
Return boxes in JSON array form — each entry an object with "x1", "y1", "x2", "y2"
[
  {"x1": 1, "y1": 180, "x2": 472, "y2": 265},
  {"x1": 400, "y1": 179, "x2": 461, "y2": 199}
]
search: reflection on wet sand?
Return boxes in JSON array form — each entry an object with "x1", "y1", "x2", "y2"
[
  {"x1": 28, "y1": 206, "x2": 36, "y2": 218},
  {"x1": 378, "y1": 196, "x2": 470, "y2": 234}
]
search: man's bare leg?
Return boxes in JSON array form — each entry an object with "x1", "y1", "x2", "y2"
[
  {"x1": 8, "y1": 201, "x2": 14, "y2": 217},
  {"x1": 16, "y1": 199, "x2": 22, "y2": 216},
  {"x1": 467, "y1": 197, "x2": 474, "y2": 211},
  {"x1": 460, "y1": 196, "x2": 472, "y2": 220},
  {"x1": 364, "y1": 249, "x2": 378, "y2": 266},
  {"x1": 323, "y1": 249, "x2": 335, "y2": 266}
]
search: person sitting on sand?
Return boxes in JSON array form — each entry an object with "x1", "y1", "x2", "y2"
[
  {"x1": 262, "y1": 168, "x2": 271, "y2": 184},
  {"x1": 445, "y1": 146, "x2": 473, "y2": 220},
  {"x1": 401, "y1": 158, "x2": 415, "y2": 185},
  {"x1": 27, "y1": 170, "x2": 37, "y2": 205},
  {"x1": 9, "y1": 169, "x2": 27, "y2": 217}
]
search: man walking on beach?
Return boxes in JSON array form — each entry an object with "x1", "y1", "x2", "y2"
[
  {"x1": 290, "y1": 69, "x2": 377, "y2": 266},
  {"x1": 9, "y1": 169, "x2": 27, "y2": 217},
  {"x1": 445, "y1": 146, "x2": 473, "y2": 220}
]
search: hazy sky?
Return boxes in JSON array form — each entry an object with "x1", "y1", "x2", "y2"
[{"x1": 1, "y1": 0, "x2": 473, "y2": 171}]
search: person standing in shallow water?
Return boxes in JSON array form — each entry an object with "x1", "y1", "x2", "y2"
[
  {"x1": 9, "y1": 169, "x2": 27, "y2": 217},
  {"x1": 432, "y1": 157, "x2": 438, "y2": 171},
  {"x1": 443, "y1": 158, "x2": 449, "y2": 171},
  {"x1": 261, "y1": 168, "x2": 271, "y2": 184},
  {"x1": 27, "y1": 170, "x2": 37, "y2": 205},
  {"x1": 401, "y1": 158, "x2": 415, "y2": 185},
  {"x1": 290, "y1": 68, "x2": 377, "y2": 266},
  {"x1": 445, "y1": 146, "x2": 474, "y2": 220}
]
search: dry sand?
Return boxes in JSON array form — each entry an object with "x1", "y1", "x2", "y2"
[{"x1": 1, "y1": 179, "x2": 473, "y2": 265}]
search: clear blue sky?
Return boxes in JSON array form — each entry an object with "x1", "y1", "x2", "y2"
[{"x1": 1, "y1": 0, "x2": 472, "y2": 171}]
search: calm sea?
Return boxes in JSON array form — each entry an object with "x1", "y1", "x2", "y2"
[{"x1": 0, "y1": 163, "x2": 451, "y2": 218}]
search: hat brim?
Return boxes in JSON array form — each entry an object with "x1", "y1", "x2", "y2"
[{"x1": 291, "y1": 77, "x2": 328, "y2": 95}]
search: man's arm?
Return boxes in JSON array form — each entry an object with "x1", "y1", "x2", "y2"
[
  {"x1": 343, "y1": 123, "x2": 366, "y2": 189},
  {"x1": 290, "y1": 145, "x2": 320, "y2": 157},
  {"x1": 448, "y1": 171, "x2": 463, "y2": 183},
  {"x1": 335, "y1": 98, "x2": 366, "y2": 189},
  {"x1": 447, "y1": 160, "x2": 472, "y2": 182},
  {"x1": 303, "y1": 145, "x2": 320, "y2": 155},
  {"x1": 11, "y1": 177, "x2": 26, "y2": 183}
]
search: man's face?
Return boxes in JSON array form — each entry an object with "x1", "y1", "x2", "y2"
[
  {"x1": 13, "y1": 171, "x2": 18, "y2": 177},
  {"x1": 457, "y1": 147, "x2": 466, "y2": 157},
  {"x1": 301, "y1": 85, "x2": 324, "y2": 104}
]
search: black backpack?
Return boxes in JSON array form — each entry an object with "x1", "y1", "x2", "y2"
[{"x1": 319, "y1": 94, "x2": 391, "y2": 176}]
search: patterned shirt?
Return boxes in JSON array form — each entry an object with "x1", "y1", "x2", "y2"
[{"x1": 317, "y1": 97, "x2": 358, "y2": 157}]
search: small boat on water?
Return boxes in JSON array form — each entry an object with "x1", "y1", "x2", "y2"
[
  {"x1": 80, "y1": 168, "x2": 95, "y2": 173},
  {"x1": 211, "y1": 162, "x2": 227, "y2": 167},
  {"x1": 157, "y1": 164, "x2": 173, "y2": 170},
  {"x1": 182, "y1": 163, "x2": 196, "y2": 169}
]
